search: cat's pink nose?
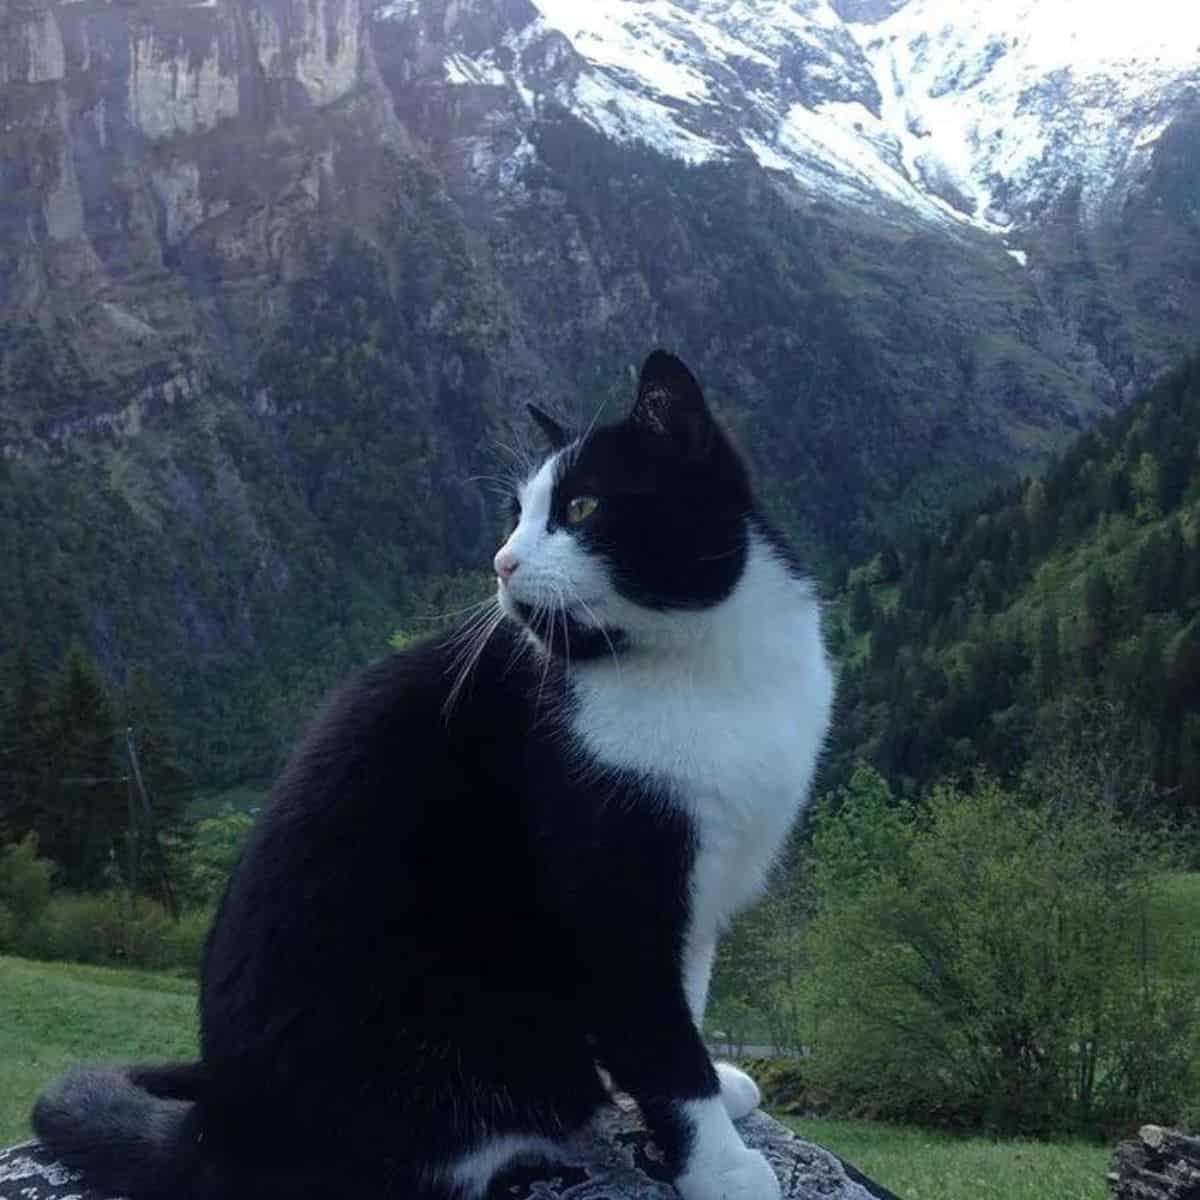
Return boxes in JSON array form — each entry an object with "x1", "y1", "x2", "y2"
[{"x1": 494, "y1": 548, "x2": 520, "y2": 583}]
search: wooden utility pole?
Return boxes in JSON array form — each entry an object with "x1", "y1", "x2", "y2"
[{"x1": 125, "y1": 727, "x2": 178, "y2": 919}]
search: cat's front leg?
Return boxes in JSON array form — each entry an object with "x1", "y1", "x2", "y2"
[
  {"x1": 590, "y1": 979, "x2": 780, "y2": 1200},
  {"x1": 673, "y1": 1096, "x2": 781, "y2": 1200},
  {"x1": 683, "y1": 939, "x2": 763, "y2": 1122}
]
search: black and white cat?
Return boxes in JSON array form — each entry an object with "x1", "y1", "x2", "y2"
[{"x1": 33, "y1": 351, "x2": 834, "y2": 1200}]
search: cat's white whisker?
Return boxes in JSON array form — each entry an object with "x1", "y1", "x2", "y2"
[
  {"x1": 532, "y1": 600, "x2": 557, "y2": 721},
  {"x1": 493, "y1": 437, "x2": 535, "y2": 475},
  {"x1": 441, "y1": 602, "x2": 501, "y2": 659},
  {"x1": 419, "y1": 597, "x2": 498, "y2": 625},
  {"x1": 442, "y1": 616, "x2": 494, "y2": 687},
  {"x1": 442, "y1": 603, "x2": 506, "y2": 720},
  {"x1": 572, "y1": 395, "x2": 609, "y2": 466}
]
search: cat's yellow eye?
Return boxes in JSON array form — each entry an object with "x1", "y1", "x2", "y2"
[{"x1": 566, "y1": 496, "x2": 599, "y2": 525}]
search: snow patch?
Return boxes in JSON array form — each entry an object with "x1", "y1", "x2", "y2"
[
  {"x1": 744, "y1": 134, "x2": 795, "y2": 175},
  {"x1": 533, "y1": 0, "x2": 713, "y2": 102},
  {"x1": 443, "y1": 0, "x2": 1200, "y2": 236},
  {"x1": 376, "y1": 0, "x2": 417, "y2": 17},
  {"x1": 445, "y1": 52, "x2": 507, "y2": 87},
  {"x1": 573, "y1": 71, "x2": 722, "y2": 163},
  {"x1": 850, "y1": 0, "x2": 1200, "y2": 227}
]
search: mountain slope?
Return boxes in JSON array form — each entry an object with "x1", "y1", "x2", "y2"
[
  {"x1": 828, "y1": 353, "x2": 1200, "y2": 818},
  {"x1": 1, "y1": 0, "x2": 1199, "y2": 788},
  {"x1": 382, "y1": 0, "x2": 1200, "y2": 393},
  {"x1": 397, "y1": 0, "x2": 1200, "y2": 237}
]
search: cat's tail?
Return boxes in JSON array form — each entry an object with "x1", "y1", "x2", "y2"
[{"x1": 32, "y1": 1063, "x2": 205, "y2": 1199}]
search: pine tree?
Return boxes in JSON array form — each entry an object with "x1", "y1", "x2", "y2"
[
  {"x1": 1127, "y1": 627, "x2": 1166, "y2": 727},
  {"x1": 1168, "y1": 621, "x2": 1200, "y2": 713},
  {"x1": 1156, "y1": 437, "x2": 1192, "y2": 513},
  {"x1": 1023, "y1": 478, "x2": 1056, "y2": 554},
  {"x1": 1133, "y1": 530, "x2": 1170, "y2": 618},
  {"x1": 1162, "y1": 520, "x2": 1187, "y2": 611},
  {"x1": 1178, "y1": 713, "x2": 1200, "y2": 824},
  {"x1": 829, "y1": 556, "x2": 850, "y2": 593},
  {"x1": 1083, "y1": 569, "x2": 1117, "y2": 670},
  {"x1": 1037, "y1": 604, "x2": 1061, "y2": 702},
  {"x1": 869, "y1": 611, "x2": 900, "y2": 672},
  {"x1": 849, "y1": 578, "x2": 873, "y2": 634},
  {"x1": 1130, "y1": 452, "x2": 1162, "y2": 523},
  {"x1": 0, "y1": 647, "x2": 47, "y2": 844},
  {"x1": 42, "y1": 645, "x2": 122, "y2": 889},
  {"x1": 1187, "y1": 530, "x2": 1200, "y2": 604}
]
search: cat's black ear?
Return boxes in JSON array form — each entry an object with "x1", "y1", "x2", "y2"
[
  {"x1": 631, "y1": 350, "x2": 715, "y2": 461},
  {"x1": 526, "y1": 403, "x2": 568, "y2": 450}
]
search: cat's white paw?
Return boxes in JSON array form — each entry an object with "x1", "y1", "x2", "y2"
[
  {"x1": 715, "y1": 1062, "x2": 762, "y2": 1120},
  {"x1": 677, "y1": 1147, "x2": 781, "y2": 1200}
]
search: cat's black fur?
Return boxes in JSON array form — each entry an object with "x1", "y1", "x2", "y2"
[{"x1": 32, "y1": 352, "x2": 768, "y2": 1199}]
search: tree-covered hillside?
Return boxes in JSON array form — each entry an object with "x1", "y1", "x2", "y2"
[
  {"x1": 5, "y1": 0, "x2": 1200, "y2": 806},
  {"x1": 827, "y1": 354, "x2": 1200, "y2": 821},
  {"x1": 0, "y1": 159, "x2": 506, "y2": 787},
  {"x1": 0, "y1": 123, "x2": 1110, "y2": 793}
]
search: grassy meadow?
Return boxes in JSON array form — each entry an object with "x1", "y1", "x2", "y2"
[
  {"x1": 0, "y1": 955, "x2": 1122, "y2": 1200},
  {"x1": 0, "y1": 956, "x2": 198, "y2": 1146},
  {"x1": 780, "y1": 1116, "x2": 1111, "y2": 1200}
]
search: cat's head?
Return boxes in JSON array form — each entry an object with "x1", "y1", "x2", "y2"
[{"x1": 494, "y1": 350, "x2": 753, "y2": 661}]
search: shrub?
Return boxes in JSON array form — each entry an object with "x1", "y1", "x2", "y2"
[
  {"x1": 798, "y1": 764, "x2": 1198, "y2": 1136},
  {"x1": 16, "y1": 892, "x2": 209, "y2": 972},
  {"x1": 174, "y1": 808, "x2": 254, "y2": 907},
  {"x1": 17, "y1": 892, "x2": 123, "y2": 964},
  {"x1": 0, "y1": 834, "x2": 54, "y2": 949},
  {"x1": 158, "y1": 906, "x2": 214, "y2": 973}
]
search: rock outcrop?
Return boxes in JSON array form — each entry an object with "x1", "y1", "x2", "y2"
[
  {"x1": 1108, "y1": 1125, "x2": 1200, "y2": 1200},
  {"x1": 0, "y1": 1102, "x2": 901, "y2": 1200}
]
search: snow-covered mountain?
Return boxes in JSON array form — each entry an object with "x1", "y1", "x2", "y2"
[
  {"x1": 3, "y1": 0, "x2": 1199, "y2": 779},
  {"x1": 375, "y1": 0, "x2": 1200, "y2": 242}
]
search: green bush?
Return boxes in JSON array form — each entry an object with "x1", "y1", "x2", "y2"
[
  {"x1": 16, "y1": 892, "x2": 210, "y2": 972},
  {"x1": 174, "y1": 808, "x2": 254, "y2": 907},
  {"x1": 0, "y1": 835, "x2": 54, "y2": 949},
  {"x1": 798, "y1": 764, "x2": 1199, "y2": 1137},
  {"x1": 157, "y1": 907, "x2": 213, "y2": 973},
  {"x1": 17, "y1": 892, "x2": 117, "y2": 964}
]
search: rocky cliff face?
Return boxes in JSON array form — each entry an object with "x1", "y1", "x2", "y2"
[
  {"x1": 1, "y1": 0, "x2": 1198, "y2": 783},
  {"x1": 0, "y1": 0, "x2": 407, "y2": 438},
  {"x1": 5, "y1": 0, "x2": 1196, "y2": 460}
]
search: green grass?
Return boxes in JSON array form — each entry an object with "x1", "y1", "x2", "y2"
[
  {"x1": 0, "y1": 955, "x2": 1122, "y2": 1199},
  {"x1": 778, "y1": 1115, "x2": 1111, "y2": 1200},
  {"x1": 0, "y1": 956, "x2": 198, "y2": 1146}
]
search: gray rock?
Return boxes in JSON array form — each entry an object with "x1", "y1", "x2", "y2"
[
  {"x1": 0, "y1": 1099, "x2": 901, "y2": 1199},
  {"x1": 1107, "y1": 1124, "x2": 1200, "y2": 1200}
]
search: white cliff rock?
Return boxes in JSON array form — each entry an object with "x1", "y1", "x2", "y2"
[{"x1": 128, "y1": 28, "x2": 240, "y2": 140}]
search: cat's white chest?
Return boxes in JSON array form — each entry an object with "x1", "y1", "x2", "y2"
[{"x1": 567, "y1": 562, "x2": 833, "y2": 936}]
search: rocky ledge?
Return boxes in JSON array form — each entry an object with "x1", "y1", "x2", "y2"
[
  {"x1": 1108, "y1": 1124, "x2": 1200, "y2": 1200},
  {"x1": 0, "y1": 1098, "x2": 900, "y2": 1199}
]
